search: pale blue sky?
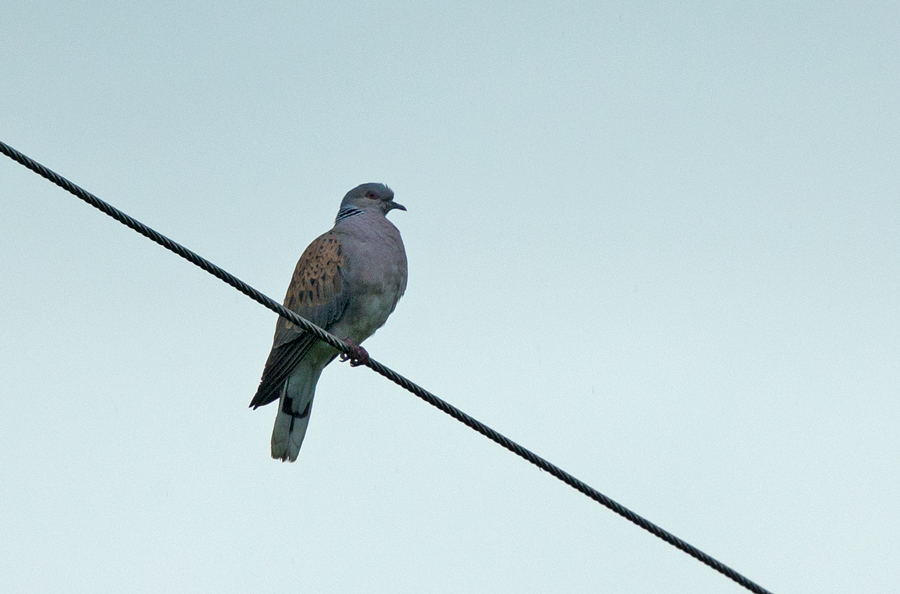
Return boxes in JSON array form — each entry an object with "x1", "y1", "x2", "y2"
[{"x1": 2, "y1": 2, "x2": 898, "y2": 593}]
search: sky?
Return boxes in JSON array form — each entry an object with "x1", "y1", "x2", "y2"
[{"x1": 1, "y1": 2, "x2": 898, "y2": 593}]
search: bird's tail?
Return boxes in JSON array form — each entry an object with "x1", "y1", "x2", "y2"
[{"x1": 270, "y1": 371, "x2": 320, "y2": 462}]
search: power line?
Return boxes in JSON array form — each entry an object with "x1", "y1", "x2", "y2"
[{"x1": 0, "y1": 139, "x2": 774, "y2": 594}]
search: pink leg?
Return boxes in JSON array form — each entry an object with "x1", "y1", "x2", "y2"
[{"x1": 340, "y1": 339, "x2": 370, "y2": 367}]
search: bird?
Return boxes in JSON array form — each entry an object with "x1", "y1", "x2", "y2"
[{"x1": 250, "y1": 183, "x2": 408, "y2": 462}]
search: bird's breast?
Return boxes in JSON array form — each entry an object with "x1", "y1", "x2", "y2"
[{"x1": 330, "y1": 215, "x2": 408, "y2": 344}]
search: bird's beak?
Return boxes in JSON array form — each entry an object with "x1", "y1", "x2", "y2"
[{"x1": 388, "y1": 200, "x2": 406, "y2": 212}]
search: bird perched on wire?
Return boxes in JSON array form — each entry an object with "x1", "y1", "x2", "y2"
[{"x1": 250, "y1": 183, "x2": 408, "y2": 462}]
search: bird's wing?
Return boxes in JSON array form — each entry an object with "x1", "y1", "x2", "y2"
[{"x1": 250, "y1": 231, "x2": 349, "y2": 408}]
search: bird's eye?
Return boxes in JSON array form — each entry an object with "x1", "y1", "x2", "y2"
[{"x1": 365, "y1": 191, "x2": 378, "y2": 200}]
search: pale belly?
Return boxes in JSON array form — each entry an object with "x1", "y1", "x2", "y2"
[{"x1": 329, "y1": 287, "x2": 403, "y2": 345}]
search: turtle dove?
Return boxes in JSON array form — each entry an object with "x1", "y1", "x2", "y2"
[{"x1": 250, "y1": 183, "x2": 408, "y2": 462}]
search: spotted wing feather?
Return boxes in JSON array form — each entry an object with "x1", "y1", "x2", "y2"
[{"x1": 250, "y1": 232, "x2": 349, "y2": 408}]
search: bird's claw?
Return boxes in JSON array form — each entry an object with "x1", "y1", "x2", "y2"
[{"x1": 340, "y1": 340, "x2": 369, "y2": 367}]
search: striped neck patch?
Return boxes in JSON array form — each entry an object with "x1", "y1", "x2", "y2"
[{"x1": 335, "y1": 207, "x2": 364, "y2": 223}]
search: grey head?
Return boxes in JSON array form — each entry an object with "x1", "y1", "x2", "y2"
[{"x1": 337, "y1": 183, "x2": 406, "y2": 221}]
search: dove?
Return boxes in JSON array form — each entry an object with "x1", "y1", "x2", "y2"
[{"x1": 250, "y1": 183, "x2": 408, "y2": 462}]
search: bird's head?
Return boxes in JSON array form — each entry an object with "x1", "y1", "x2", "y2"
[{"x1": 339, "y1": 183, "x2": 406, "y2": 216}]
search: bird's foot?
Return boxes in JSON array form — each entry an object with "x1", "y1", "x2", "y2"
[{"x1": 340, "y1": 340, "x2": 369, "y2": 367}]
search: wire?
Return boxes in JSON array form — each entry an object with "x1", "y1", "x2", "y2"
[{"x1": 1, "y1": 139, "x2": 774, "y2": 594}]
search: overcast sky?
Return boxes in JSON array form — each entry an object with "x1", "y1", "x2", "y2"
[{"x1": 2, "y1": 2, "x2": 898, "y2": 593}]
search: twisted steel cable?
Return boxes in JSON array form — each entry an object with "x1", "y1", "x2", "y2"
[{"x1": 1, "y1": 139, "x2": 773, "y2": 594}]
